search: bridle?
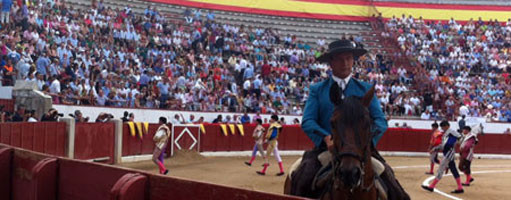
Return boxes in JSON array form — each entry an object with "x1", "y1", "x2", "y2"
[{"x1": 325, "y1": 111, "x2": 375, "y2": 198}]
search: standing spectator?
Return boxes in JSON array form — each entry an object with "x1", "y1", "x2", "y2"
[
  {"x1": 243, "y1": 78, "x2": 251, "y2": 97},
  {"x1": 458, "y1": 115, "x2": 466, "y2": 133},
  {"x1": 459, "y1": 104, "x2": 469, "y2": 117},
  {"x1": 157, "y1": 78, "x2": 171, "y2": 108},
  {"x1": 253, "y1": 76, "x2": 262, "y2": 99},
  {"x1": 0, "y1": 0, "x2": 12, "y2": 25},
  {"x1": 1, "y1": 59, "x2": 15, "y2": 86}
]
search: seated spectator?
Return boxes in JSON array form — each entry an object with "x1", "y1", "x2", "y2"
[
  {"x1": 41, "y1": 108, "x2": 63, "y2": 122},
  {"x1": 12, "y1": 105, "x2": 25, "y2": 122},
  {"x1": 27, "y1": 110, "x2": 38, "y2": 122},
  {"x1": 95, "y1": 113, "x2": 114, "y2": 123},
  {"x1": 240, "y1": 112, "x2": 250, "y2": 124},
  {"x1": 421, "y1": 110, "x2": 431, "y2": 120},
  {"x1": 128, "y1": 113, "x2": 135, "y2": 122},
  {"x1": 71, "y1": 110, "x2": 89, "y2": 123},
  {"x1": 212, "y1": 115, "x2": 223, "y2": 123},
  {"x1": 121, "y1": 111, "x2": 129, "y2": 122}
]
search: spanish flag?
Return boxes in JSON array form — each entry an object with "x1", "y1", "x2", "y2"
[
  {"x1": 236, "y1": 124, "x2": 244, "y2": 136},
  {"x1": 228, "y1": 124, "x2": 236, "y2": 135},
  {"x1": 220, "y1": 124, "x2": 228, "y2": 136},
  {"x1": 127, "y1": 122, "x2": 149, "y2": 139},
  {"x1": 200, "y1": 124, "x2": 206, "y2": 134},
  {"x1": 143, "y1": 122, "x2": 149, "y2": 134},
  {"x1": 135, "y1": 122, "x2": 144, "y2": 139},
  {"x1": 127, "y1": 122, "x2": 136, "y2": 137}
]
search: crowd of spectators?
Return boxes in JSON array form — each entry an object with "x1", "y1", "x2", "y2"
[
  {"x1": 380, "y1": 14, "x2": 511, "y2": 122},
  {"x1": 3, "y1": 0, "x2": 508, "y2": 123},
  {"x1": 0, "y1": 0, "x2": 401, "y2": 117}
]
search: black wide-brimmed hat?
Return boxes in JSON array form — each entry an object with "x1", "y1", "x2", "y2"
[{"x1": 316, "y1": 39, "x2": 367, "y2": 63}]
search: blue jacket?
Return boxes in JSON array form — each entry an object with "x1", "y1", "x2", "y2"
[{"x1": 301, "y1": 78, "x2": 388, "y2": 147}]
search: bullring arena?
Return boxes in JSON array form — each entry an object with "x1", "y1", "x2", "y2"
[
  {"x1": 2, "y1": 0, "x2": 511, "y2": 199},
  {"x1": 123, "y1": 153, "x2": 511, "y2": 200}
]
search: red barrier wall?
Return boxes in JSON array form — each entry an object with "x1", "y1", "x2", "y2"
[
  {"x1": 58, "y1": 158, "x2": 138, "y2": 200},
  {"x1": 74, "y1": 122, "x2": 115, "y2": 163},
  {"x1": 198, "y1": 125, "x2": 511, "y2": 154},
  {"x1": 172, "y1": 125, "x2": 201, "y2": 155},
  {"x1": 1, "y1": 144, "x2": 307, "y2": 200},
  {"x1": 149, "y1": 174, "x2": 305, "y2": 200},
  {"x1": 0, "y1": 122, "x2": 67, "y2": 157},
  {"x1": 110, "y1": 173, "x2": 147, "y2": 200},
  {"x1": 0, "y1": 145, "x2": 13, "y2": 200},
  {"x1": 0, "y1": 99, "x2": 15, "y2": 112},
  {"x1": 122, "y1": 123, "x2": 160, "y2": 156},
  {"x1": 377, "y1": 128, "x2": 511, "y2": 154},
  {"x1": 11, "y1": 148, "x2": 57, "y2": 200},
  {"x1": 377, "y1": 128, "x2": 432, "y2": 152},
  {"x1": 199, "y1": 123, "x2": 314, "y2": 152}
]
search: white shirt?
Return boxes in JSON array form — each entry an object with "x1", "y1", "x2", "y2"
[
  {"x1": 332, "y1": 74, "x2": 351, "y2": 91},
  {"x1": 243, "y1": 80, "x2": 251, "y2": 90},
  {"x1": 171, "y1": 118, "x2": 181, "y2": 125},
  {"x1": 459, "y1": 105, "x2": 469, "y2": 116},
  {"x1": 50, "y1": 80, "x2": 61, "y2": 94},
  {"x1": 420, "y1": 112, "x2": 430, "y2": 120}
]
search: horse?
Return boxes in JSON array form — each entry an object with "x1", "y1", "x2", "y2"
[{"x1": 284, "y1": 84, "x2": 379, "y2": 200}]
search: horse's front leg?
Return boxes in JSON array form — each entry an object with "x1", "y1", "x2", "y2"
[{"x1": 283, "y1": 175, "x2": 292, "y2": 195}]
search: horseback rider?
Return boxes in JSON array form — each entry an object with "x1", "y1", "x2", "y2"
[{"x1": 295, "y1": 39, "x2": 409, "y2": 199}]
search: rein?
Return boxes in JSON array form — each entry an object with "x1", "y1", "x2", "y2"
[{"x1": 327, "y1": 126, "x2": 375, "y2": 197}]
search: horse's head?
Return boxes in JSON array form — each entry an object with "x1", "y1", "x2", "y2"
[{"x1": 329, "y1": 83, "x2": 375, "y2": 190}]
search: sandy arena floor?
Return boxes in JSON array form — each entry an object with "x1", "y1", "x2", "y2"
[{"x1": 120, "y1": 151, "x2": 511, "y2": 200}]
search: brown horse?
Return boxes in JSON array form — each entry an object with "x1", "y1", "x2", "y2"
[{"x1": 285, "y1": 85, "x2": 378, "y2": 200}]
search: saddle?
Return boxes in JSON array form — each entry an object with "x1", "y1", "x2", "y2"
[
  {"x1": 312, "y1": 151, "x2": 387, "y2": 200},
  {"x1": 290, "y1": 148, "x2": 409, "y2": 200}
]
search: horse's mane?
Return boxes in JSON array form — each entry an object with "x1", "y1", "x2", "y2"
[{"x1": 334, "y1": 96, "x2": 368, "y2": 127}]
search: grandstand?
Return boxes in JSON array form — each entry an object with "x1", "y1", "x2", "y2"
[{"x1": 67, "y1": 0, "x2": 383, "y2": 49}]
